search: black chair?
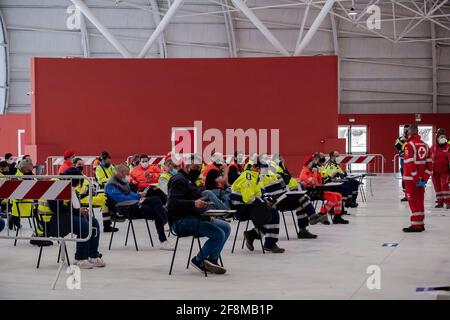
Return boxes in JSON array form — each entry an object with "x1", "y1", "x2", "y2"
[
  {"x1": 169, "y1": 216, "x2": 223, "y2": 277},
  {"x1": 12, "y1": 200, "x2": 36, "y2": 246},
  {"x1": 107, "y1": 199, "x2": 154, "y2": 251},
  {"x1": 231, "y1": 211, "x2": 265, "y2": 254}
]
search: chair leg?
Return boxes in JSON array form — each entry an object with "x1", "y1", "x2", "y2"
[
  {"x1": 65, "y1": 245, "x2": 70, "y2": 266},
  {"x1": 281, "y1": 211, "x2": 289, "y2": 240},
  {"x1": 197, "y1": 237, "x2": 207, "y2": 277},
  {"x1": 144, "y1": 219, "x2": 154, "y2": 247},
  {"x1": 259, "y1": 236, "x2": 265, "y2": 254},
  {"x1": 291, "y1": 211, "x2": 299, "y2": 234},
  {"x1": 108, "y1": 220, "x2": 117, "y2": 250},
  {"x1": 219, "y1": 255, "x2": 224, "y2": 267},
  {"x1": 27, "y1": 217, "x2": 32, "y2": 228},
  {"x1": 130, "y1": 220, "x2": 139, "y2": 252},
  {"x1": 124, "y1": 220, "x2": 131, "y2": 247},
  {"x1": 241, "y1": 220, "x2": 250, "y2": 249},
  {"x1": 57, "y1": 244, "x2": 61, "y2": 263},
  {"x1": 14, "y1": 225, "x2": 19, "y2": 246},
  {"x1": 169, "y1": 236, "x2": 180, "y2": 275},
  {"x1": 36, "y1": 246, "x2": 43, "y2": 269},
  {"x1": 187, "y1": 236, "x2": 195, "y2": 269},
  {"x1": 231, "y1": 220, "x2": 241, "y2": 254}
]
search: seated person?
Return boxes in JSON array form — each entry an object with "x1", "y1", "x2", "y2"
[
  {"x1": 158, "y1": 158, "x2": 178, "y2": 195},
  {"x1": 300, "y1": 154, "x2": 349, "y2": 224},
  {"x1": 130, "y1": 154, "x2": 161, "y2": 192},
  {"x1": 259, "y1": 164, "x2": 325, "y2": 239},
  {"x1": 95, "y1": 151, "x2": 116, "y2": 188},
  {"x1": 105, "y1": 164, "x2": 173, "y2": 251},
  {"x1": 129, "y1": 154, "x2": 140, "y2": 171},
  {"x1": 202, "y1": 152, "x2": 231, "y2": 209},
  {"x1": 324, "y1": 151, "x2": 359, "y2": 208},
  {"x1": 226, "y1": 151, "x2": 244, "y2": 185},
  {"x1": 167, "y1": 156, "x2": 230, "y2": 274},
  {"x1": 269, "y1": 153, "x2": 300, "y2": 191},
  {"x1": 37, "y1": 168, "x2": 105, "y2": 269},
  {"x1": 230, "y1": 160, "x2": 286, "y2": 253},
  {"x1": 72, "y1": 158, "x2": 118, "y2": 233},
  {"x1": 58, "y1": 150, "x2": 75, "y2": 174}
]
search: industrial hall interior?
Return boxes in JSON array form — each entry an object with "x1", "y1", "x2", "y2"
[{"x1": 0, "y1": 0, "x2": 450, "y2": 301}]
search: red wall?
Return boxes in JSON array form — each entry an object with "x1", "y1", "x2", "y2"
[
  {"x1": 338, "y1": 114, "x2": 450, "y2": 173},
  {"x1": 0, "y1": 114, "x2": 31, "y2": 158},
  {"x1": 31, "y1": 56, "x2": 343, "y2": 173}
]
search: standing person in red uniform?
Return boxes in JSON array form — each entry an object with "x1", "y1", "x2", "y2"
[
  {"x1": 402, "y1": 124, "x2": 433, "y2": 232},
  {"x1": 58, "y1": 150, "x2": 75, "y2": 174},
  {"x1": 431, "y1": 128, "x2": 450, "y2": 209}
]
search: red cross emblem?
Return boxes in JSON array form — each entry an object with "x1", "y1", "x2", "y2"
[{"x1": 417, "y1": 146, "x2": 427, "y2": 159}]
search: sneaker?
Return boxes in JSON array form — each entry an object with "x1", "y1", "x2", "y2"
[
  {"x1": 103, "y1": 225, "x2": 119, "y2": 233},
  {"x1": 309, "y1": 213, "x2": 328, "y2": 225},
  {"x1": 190, "y1": 257, "x2": 207, "y2": 273},
  {"x1": 30, "y1": 239, "x2": 53, "y2": 247},
  {"x1": 74, "y1": 259, "x2": 94, "y2": 269},
  {"x1": 348, "y1": 203, "x2": 359, "y2": 208},
  {"x1": 333, "y1": 215, "x2": 350, "y2": 224},
  {"x1": 297, "y1": 229, "x2": 318, "y2": 239},
  {"x1": 160, "y1": 241, "x2": 174, "y2": 251},
  {"x1": 435, "y1": 203, "x2": 444, "y2": 209},
  {"x1": 88, "y1": 257, "x2": 106, "y2": 268},
  {"x1": 321, "y1": 219, "x2": 330, "y2": 225},
  {"x1": 243, "y1": 230, "x2": 256, "y2": 251},
  {"x1": 203, "y1": 260, "x2": 227, "y2": 275},
  {"x1": 263, "y1": 244, "x2": 285, "y2": 253},
  {"x1": 400, "y1": 197, "x2": 408, "y2": 202},
  {"x1": 402, "y1": 226, "x2": 424, "y2": 233}
]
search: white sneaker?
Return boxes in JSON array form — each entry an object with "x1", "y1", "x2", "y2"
[
  {"x1": 74, "y1": 259, "x2": 94, "y2": 269},
  {"x1": 160, "y1": 241, "x2": 174, "y2": 251},
  {"x1": 88, "y1": 257, "x2": 106, "y2": 268}
]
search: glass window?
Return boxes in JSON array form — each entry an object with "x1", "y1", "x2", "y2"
[{"x1": 338, "y1": 126, "x2": 349, "y2": 153}]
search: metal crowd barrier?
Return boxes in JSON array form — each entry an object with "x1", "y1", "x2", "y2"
[
  {"x1": 0, "y1": 175, "x2": 93, "y2": 289},
  {"x1": 45, "y1": 156, "x2": 97, "y2": 177}
]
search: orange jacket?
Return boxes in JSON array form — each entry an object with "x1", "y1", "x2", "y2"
[
  {"x1": 130, "y1": 164, "x2": 161, "y2": 191},
  {"x1": 299, "y1": 166, "x2": 323, "y2": 187},
  {"x1": 58, "y1": 160, "x2": 73, "y2": 175}
]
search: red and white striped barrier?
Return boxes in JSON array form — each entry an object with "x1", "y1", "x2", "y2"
[
  {"x1": 336, "y1": 155, "x2": 376, "y2": 165},
  {"x1": 126, "y1": 155, "x2": 166, "y2": 166},
  {"x1": 45, "y1": 156, "x2": 98, "y2": 176},
  {"x1": 0, "y1": 180, "x2": 72, "y2": 200}
]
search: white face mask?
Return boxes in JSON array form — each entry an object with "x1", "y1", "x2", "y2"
[
  {"x1": 141, "y1": 161, "x2": 149, "y2": 169},
  {"x1": 6, "y1": 159, "x2": 14, "y2": 164},
  {"x1": 438, "y1": 136, "x2": 447, "y2": 145},
  {"x1": 122, "y1": 176, "x2": 130, "y2": 183}
]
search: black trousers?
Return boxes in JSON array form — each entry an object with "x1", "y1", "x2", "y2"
[{"x1": 134, "y1": 196, "x2": 168, "y2": 243}]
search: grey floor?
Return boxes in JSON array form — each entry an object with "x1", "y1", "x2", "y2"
[{"x1": 1, "y1": 176, "x2": 449, "y2": 300}]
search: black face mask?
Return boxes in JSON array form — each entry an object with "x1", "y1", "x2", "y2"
[
  {"x1": 188, "y1": 169, "x2": 201, "y2": 182},
  {"x1": 319, "y1": 157, "x2": 326, "y2": 164}
]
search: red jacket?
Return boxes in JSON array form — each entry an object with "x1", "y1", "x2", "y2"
[
  {"x1": 403, "y1": 134, "x2": 433, "y2": 183},
  {"x1": 299, "y1": 166, "x2": 323, "y2": 187},
  {"x1": 130, "y1": 164, "x2": 161, "y2": 191},
  {"x1": 431, "y1": 143, "x2": 450, "y2": 174},
  {"x1": 58, "y1": 160, "x2": 73, "y2": 174}
]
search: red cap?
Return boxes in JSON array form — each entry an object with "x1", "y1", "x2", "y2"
[{"x1": 63, "y1": 150, "x2": 75, "y2": 159}]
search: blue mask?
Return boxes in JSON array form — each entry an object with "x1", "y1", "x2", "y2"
[{"x1": 170, "y1": 169, "x2": 178, "y2": 176}]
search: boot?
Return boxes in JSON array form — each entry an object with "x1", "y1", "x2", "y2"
[
  {"x1": 309, "y1": 213, "x2": 328, "y2": 225},
  {"x1": 333, "y1": 214, "x2": 349, "y2": 224},
  {"x1": 103, "y1": 224, "x2": 119, "y2": 233},
  {"x1": 400, "y1": 197, "x2": 408, "y2": 202},
  {"x1": 30, "y1": 239, "x2": 53, "y2": 247},
  {"x1": 435, "y1": 203, "x2": 444, "y2": 209},
  {"x1": 263, "y1": 243, "x2": 285, "y2": 253},
  {"x1": 243, "y1": 229, "x2": 259, "y2": 251},
  {"x1": 402, "y1": 226, "x2": 424, "y2": 233},
  {"x1": 297, "y1": 229, "x2": 318, "y2": 239}
]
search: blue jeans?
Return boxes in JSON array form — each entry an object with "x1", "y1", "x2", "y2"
[
  {"x1": 201, "y1": 190, "x2": 228, "y2": 210},
  {"x1": 210, "y1": 189, "x2": 231, "y2": 209},
  {"x1": 46, "y1": 215, "x2": 101, "y2": 261},
  {"x1": 173, "y1": 218, "x2": 231, "y2": 261},
  {"x1": 0, "y1": 218, "x2": 5, "y2": 233}
]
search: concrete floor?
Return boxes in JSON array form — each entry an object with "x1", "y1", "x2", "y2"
[{"x1": 1, "y1": 176, "x2": 449, "y2": 300}]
